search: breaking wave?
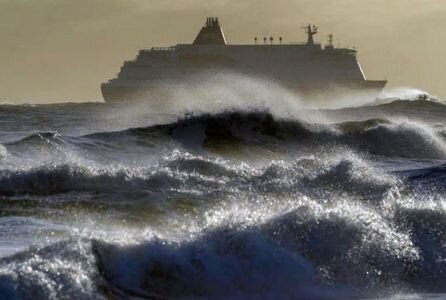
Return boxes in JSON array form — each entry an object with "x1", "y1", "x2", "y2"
[
  {"x1": 0, "y1": 98, "x2": 446, "y2": 299},
  {"x1": 84, "y1": 109, "x2": 446, "y2": 159},
  {"x1": 5, "y1": 104, "x2": 445, "y2": 160},
  {"x1": 1, "y1": 189, "x2": 446, "y2": 299}
]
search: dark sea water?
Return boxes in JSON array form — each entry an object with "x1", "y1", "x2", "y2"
[{"x1": 0, "y1": 87, "x2": 446, "y2": 299}]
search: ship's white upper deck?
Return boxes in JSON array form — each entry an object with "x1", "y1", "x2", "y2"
[{"x1": 107, "y1": 17, "x2": 367, "y2": 84}]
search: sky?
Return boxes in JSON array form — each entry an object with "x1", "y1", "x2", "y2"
[{"x1": 0, "y1": 0, "x2": 445, "y2": 103}]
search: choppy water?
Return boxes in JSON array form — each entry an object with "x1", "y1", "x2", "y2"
[{"x1": 0, "y1": 90, "x2": 446, "y2": 299}]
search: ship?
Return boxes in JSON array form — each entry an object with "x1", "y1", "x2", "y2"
[{"x1": 101, "y1": 17, "x2": 387, "y2": 103}]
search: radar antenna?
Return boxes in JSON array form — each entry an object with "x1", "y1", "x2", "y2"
[{"x1": 303, "y1": 24, "x2": 318, "y2": 46}]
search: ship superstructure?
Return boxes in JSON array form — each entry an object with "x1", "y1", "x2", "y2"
[{"x1": 101, "y1": 17, "x2": 386, "y2": 102}]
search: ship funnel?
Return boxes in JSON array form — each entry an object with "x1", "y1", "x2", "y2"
[{"x1": 193, "y1": 17, "x2": 227, "y2": 45}]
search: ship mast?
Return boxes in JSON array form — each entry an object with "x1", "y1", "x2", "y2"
[
  {"x1": 303, "y1": 24, "x2": 318, "y2": 46},
  {"x1": 325, "y1": 33, "x2": 334, "y2": 49},
  {"x1": 328, "y1": 34, "x2": 333, "y2": 47}
]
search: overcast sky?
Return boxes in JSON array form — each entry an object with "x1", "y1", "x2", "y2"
[{"x1": 0, "y1": 0, "x2": 444, "y2": 103}]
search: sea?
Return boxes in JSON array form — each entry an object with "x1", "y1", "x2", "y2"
[{"x1": 0, "y1": 82, "x2": 445, "y2": 299}]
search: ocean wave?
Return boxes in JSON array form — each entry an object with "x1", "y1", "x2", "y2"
[
  {"x1": 394, "y1": 208, "x2": 446, "y2": 291},
  {"x1": 1, "y1": 93, "x2": 446, "y2": 300},
  {"x1": 6, "y1": 131, "x2": 63, "y2": 146},
  {"x1": 0, "y1": 232, "x2": 349, "y2": 300},
  {"x1": 378, "y1": 98, "x2": 446, "y2": 110},
  {"x1": 0, "y1": 167, "x2": 445, "y2": 299},
  {"x1": 249, "y1": 155, "x2": 397, "y2": 202},
  {"x1": 92, "y1": 229, "x2": 347, "y2": 300},
  {"x1": 81, "y1": 202, "x2": 446, "y2": 297},
  {"x1": 0, "y1": 239, "x2": 98, "y2": 300},
  {"x1": 404, "y1": 163, "x2": 446, "y2": 182},
  {"x1": 0, "y1": 164, "x2": 174, "y2": 196},
  {"x1": 3, "y1": 102, "x2": 446, "y2": 162},
  {"x1": 87, "y1": 110, "x2": 445, "y2": 159},
  {"x1": 2, "y1": 201, "x2": 446, "y2": 299},
  {"x1": 393, "y1": 163, "x2": 446, "y2": 198},
  {"x1": 0, "y1": 153, "x2": 397, "y2": 202}
]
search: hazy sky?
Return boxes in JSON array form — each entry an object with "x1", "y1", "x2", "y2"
[{"x1": 0, "y1": 0, "x2": 445, "y2": 103}]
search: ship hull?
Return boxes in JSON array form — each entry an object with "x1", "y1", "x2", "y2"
[{"x1": 101, "y1": 80, "x2": 387, "y2": 103}]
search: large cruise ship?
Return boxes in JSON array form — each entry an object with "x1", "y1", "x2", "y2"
[{"x1": 101, "y1": 17, "x2": 387, "y2": 102}]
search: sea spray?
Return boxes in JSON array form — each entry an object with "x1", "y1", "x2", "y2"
[{"x1": 0, "y1": 97, "x2": 445, "y2": 299}]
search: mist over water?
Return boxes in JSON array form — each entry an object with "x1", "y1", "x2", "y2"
[
  {"x1": 114, "y1": 72, "x2": 400, "y2": 119},
  {"x1": 0, "y1": 77, "x2": 445, "y2": 299}
]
